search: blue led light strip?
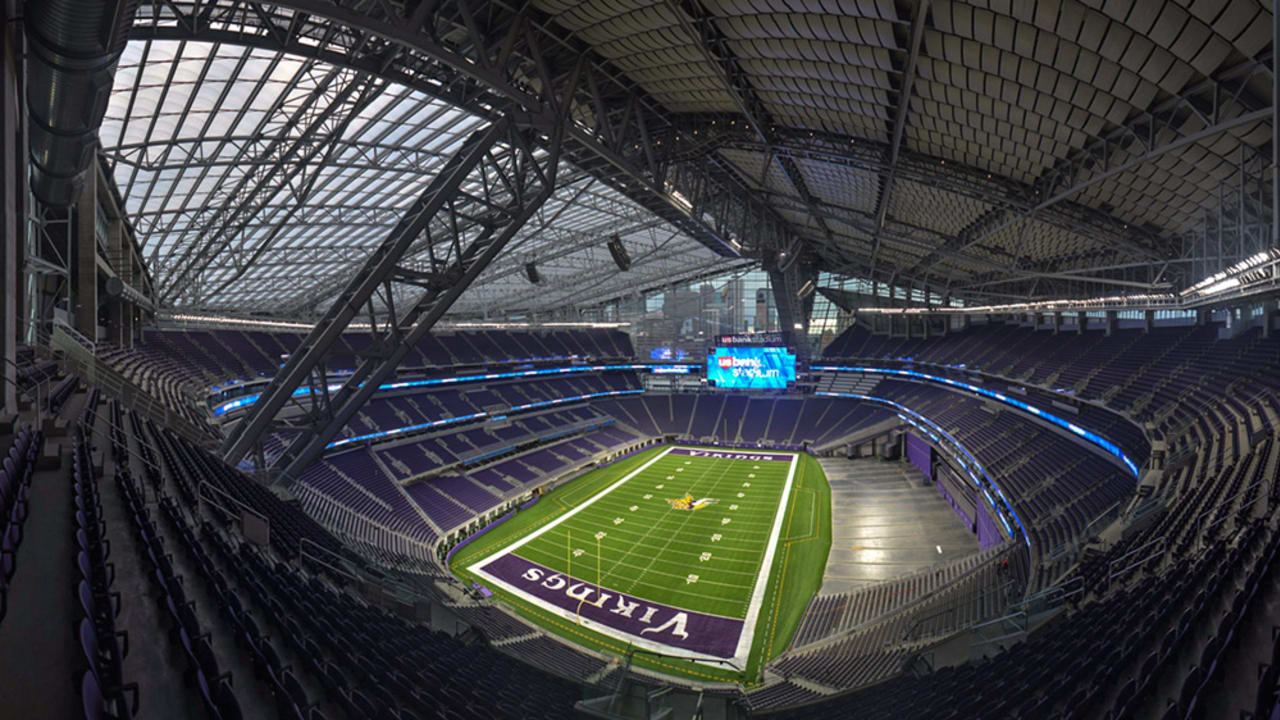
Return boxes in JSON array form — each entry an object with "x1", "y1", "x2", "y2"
[
  {"x1": 815, "y1": 390, "x2": 1026, "y2": 546},
  {"x1": 812, "y1": 365, "x2": 1141, "y2": 479},
  {"x1": 212, "y1": 363, "x2": 694, "y2": 417},
  {"x1": 325, "y1": 389, "x2": 645, "y2": 449}
]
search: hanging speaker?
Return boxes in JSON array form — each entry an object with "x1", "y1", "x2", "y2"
[
  {"x1": 606, "y1": 234, "x2": 631, "y2": 271},
  {"x1": 525, "y1": 262, "x2": 541, "y2": 284}
]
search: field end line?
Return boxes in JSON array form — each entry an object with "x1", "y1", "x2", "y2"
[{"x1": 469, "y1": 445, "x2": 675, "y2": 570}]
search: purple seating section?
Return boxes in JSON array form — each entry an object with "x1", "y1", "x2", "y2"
[
  {"x1": 403, "y1": 483, "x2": 473, "y2": 531},
  {"x1": 95, "y1": 343, "x2": 210, "y2": 428},
  {"x1": 790, "y1": 546, "x2": 1009, "y2": 648},
  {"x1": 117, "y1": 407, "x2": 588, "y2": 716},
  {"x1": 295, "y1": 414, "x2": 644, "y2": 535},
  {"x1": 586, "y1": 394, "x2": 895, "y2": 447},
  {"x1": 396, "y1": 426, "x2": 642, "y2": 530},
  {"x1": 86, "y1": 313, "x2": 1280, "y2": 717},
  {"x1": 500, "y1": 636, "x2": 608, "y2": 680},
  {"x1": 333, "y1": 371, "x2": 642, "y2": 439},
  {"x1": 824, "y1": 322, "x2": 1280, "y2": 449},
  {"x1": 872, "y1": 379, "x2": 1135, "y2": 574},
  {"x1": 762, "y1": 438, "x2": 1280, "y2": 718},
  {"x1": 114, "y1": 327, "x2": 635, "y2": 388},
  {"x1": 296, "y1": 449, "x2": 434, "y2": 543}
]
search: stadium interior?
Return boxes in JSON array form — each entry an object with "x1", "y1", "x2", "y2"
[{"x1": 4, "y1": 1, "x2": 1280, "y2": 719}]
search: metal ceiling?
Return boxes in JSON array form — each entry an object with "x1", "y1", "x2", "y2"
[{"x1": 100, "y1": 0, "x2": 1277, "y2": 318}]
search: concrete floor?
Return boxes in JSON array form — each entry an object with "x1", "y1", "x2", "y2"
[
  {"x1": 0, "y1": 428, "x2": 78, "y2": 720},
  {"x1": 817, "y1": 458, "x2": 980, "y2": 595}
]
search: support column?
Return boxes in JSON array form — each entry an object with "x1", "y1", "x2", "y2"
[
  {"x1": 1, "y1": 18, "x2": 23, "y2": 414},
  {"x1": 106, "y1": 219, "x2": 125, "y2": 346},
  {"x1": 1052, "y1": 312, "x2": 1061, "y2": 335},
  {"x1": 1105, "y1": 310, "x2": 1116, "y2": 336},
  {"x1": 224, "y1": 116, "x2": 565, "y2": 476},
  {"x1": 1196, "y1": 308, "x2": 1209, "y2": 326},
  {"x1": 1143, "y1": 310, "x2": 1154, "y2": 334},
  {"x1": 73, "y1": 168, "x2": 98, "y2": 340},
  {"x1": 1076, "y1": 311, "x2": 1086, "y2": 335}
]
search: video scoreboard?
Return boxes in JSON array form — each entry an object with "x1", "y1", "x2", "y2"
[{"x1": 706, "y1": 337, "x2": 797, "y2": 390}]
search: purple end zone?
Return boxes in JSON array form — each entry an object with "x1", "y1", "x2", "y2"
[
  {"x1": 478, "y1": 553, "x2": 744, "y2": 658},
  {"x1": 667, "y1": 447, "x2": 792, "y2": 463}
]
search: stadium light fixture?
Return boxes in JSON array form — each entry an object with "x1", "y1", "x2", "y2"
[
  {"x1": 841, "y1": 249, "x2": 1279, "y2": 316},
  {"x1": 1180, "y1": 249, "x2": 1280, "y2": 298}
]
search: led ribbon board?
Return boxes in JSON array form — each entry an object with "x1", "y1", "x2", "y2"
[
  {"x1": 707, "y1": 347, "x2": 796, "y2": 389},
  {"x1": 326, "y1": 388, "x2": 645, "y2": 449},
  {"x1": 813, "y1": 365, "x2": 1142, "y2": 479},
  {"x1": 212, "y1": 363, "x2": 694, "y2": 416}
]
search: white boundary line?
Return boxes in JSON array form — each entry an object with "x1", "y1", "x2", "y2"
[
  {"x1": 467, "y1": 446, "x2": 798, "y2": 669},
  {"x1": 732, "y1": 451, "x2": 797, "y2": 664}
]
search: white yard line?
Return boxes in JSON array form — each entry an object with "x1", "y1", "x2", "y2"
[
  {"x1": 611, "y1": 457, "x2": 730, "y2": 592},
  {"x1": 470, "y1": 445, "x2": 673, "y2": 561},
  {"x1": 731, "y1": 452, "x2": 798, "y2": 665},
  {"x1": 468, "y1": 446, "x2": 799, "y2": 669}
]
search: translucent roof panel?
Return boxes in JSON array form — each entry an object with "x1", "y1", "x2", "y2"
[{"x1": 102, "y1": 38, "x2": 721, "y2": 318}]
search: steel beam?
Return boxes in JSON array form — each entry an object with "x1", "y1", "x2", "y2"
[
  {"x1": 221, "y1": 114, "x2": 561, "y2": 468},
  {"x1": 869, "y1": 0, "x2": 930, "y2": 282},
  {"x1": 111, "y1": 136, "x2": 450, "y2": 174},
  {"x1": 666, "y1": 0, "x2": 825, "y2": 253},
  {"x1": 133, "y1": 0, "x2": 786, "y2": 262},
  {"x1": 159, "y1": 66, "x2": 385, "y2": 304},
  {"x1": 674, "y1": 126, "x2": 1173, "y2": 269}
]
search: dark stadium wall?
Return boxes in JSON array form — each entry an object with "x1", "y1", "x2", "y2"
[{"x1": 1, "y1": 23, "x2": 21, "y2": 415}]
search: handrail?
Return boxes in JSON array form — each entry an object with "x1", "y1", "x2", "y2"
[
  {"x1": 49, "y1": 336, "x2": 212, "y2": 447},
  {"x1": 197, "y1": 480, "x2": 269, "y2": 537},
  {"x1": 1198, "y1": 481, "x2": 1267, "y2": 549},
  {"x1": 299, "y1": 536, "x2": 363, "y2": 585},
  {"x1": 299, "y1": 535, "x2": 437, "y2": 606},
  {"x1": 1195, "y1": 478, "x2": 1266, "y2": 527},
  {"x1": 1016, "y1": 573, "x2": 1084, "y2": 611},
  {"x1": 77, "y1": 403, "x2": 163, "y2": 481},
  {"x1": 52, "y1": 317, "x2": 96, "y2": 355},
  {"x1": 899, "y1": 572, "x2": 1021, "y2": 644},
  {"x1": 794, "y1": 543, "x2": 1023, "y2": 654},
  {"x1": 1107, "y1": 536, "x2": 1167, "y2": 587}
]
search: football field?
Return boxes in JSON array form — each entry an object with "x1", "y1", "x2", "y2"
[{"x1": 452, "y1": 445, "x2": 832, "y2": 682}]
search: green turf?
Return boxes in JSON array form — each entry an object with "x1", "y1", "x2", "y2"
[
  {"x1": 512, "y1": 449, "x2": 790, "y2": 618},
  {"x1": 449, "y1": 445, "x2": 832, "y2": 685}
]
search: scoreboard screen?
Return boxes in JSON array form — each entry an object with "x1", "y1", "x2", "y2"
[{"x1": 706, "y1": 346, "x2": 796, "y2": 389}]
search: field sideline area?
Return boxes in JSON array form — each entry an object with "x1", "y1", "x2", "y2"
[{"x1": 449, "y1": 445, "x2": 832, "y2": 684}]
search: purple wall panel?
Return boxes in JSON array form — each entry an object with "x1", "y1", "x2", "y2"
[
  {"x1": 934, "y1": 480, "x2": 972, "y2": 529},
  {"x1": 976, "y1": 500, "x2": 1002, "y2": 549},
  {"x1": 906, "y1": 433, "x2": 932, "y2": 477}
]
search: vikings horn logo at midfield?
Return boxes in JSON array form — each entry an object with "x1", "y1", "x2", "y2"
[{"x1": 666, "y1": 492, "x2": 719, "y2": 511}]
